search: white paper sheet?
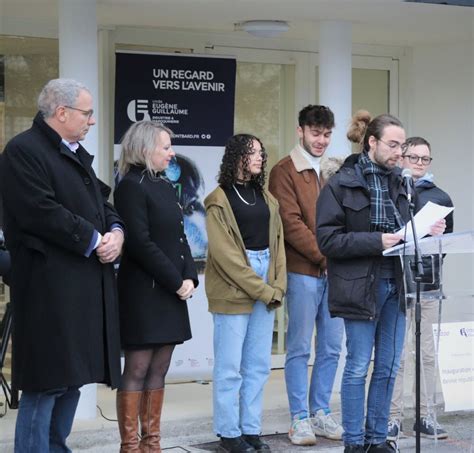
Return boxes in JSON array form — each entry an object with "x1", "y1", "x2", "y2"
[{"x1": 396, "y1": 201, "x2": 454, "y2": 243}]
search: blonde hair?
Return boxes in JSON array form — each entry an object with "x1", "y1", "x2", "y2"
[{"x1": 118, "y1": 121, "x2": 173, "y2": 176}]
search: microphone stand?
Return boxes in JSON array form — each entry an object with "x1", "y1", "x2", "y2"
[{"x1": 406, "y1": 196, "x2": 424, "y2": 453}]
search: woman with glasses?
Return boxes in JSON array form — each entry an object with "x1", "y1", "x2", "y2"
[
  {"x1": 205, "y1": 134, "x2": 287, "y2": 453},
  {"x1": 114, "y1": 121, "x2": 198, "y2": 452}
]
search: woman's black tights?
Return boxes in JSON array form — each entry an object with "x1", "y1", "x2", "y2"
[{"x1": 119, "y1": 344, "x2": 175, "y2": 391}]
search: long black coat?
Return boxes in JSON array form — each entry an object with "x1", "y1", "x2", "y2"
[
  {"x1": 317, "y1": 153, "x2": 411, "y2": 320},
  {"x1": 114, "y1": 166, "x2": 198, "y2": 346},
  {"x1": 0, "y1": 113, "x2": 123, "y2": 392}
]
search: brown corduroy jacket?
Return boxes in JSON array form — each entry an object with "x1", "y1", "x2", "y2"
[{"x1": 269, "y1": 145, "x2": 326, "y2": 277}]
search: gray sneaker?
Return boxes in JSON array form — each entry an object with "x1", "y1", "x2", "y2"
[
  {"x1": 387, "y1": 417, "x2": 402, "y2": 441},
  {"x1": 311, "y1": 409, "x2": 343, "y2": 440},
  {"x1": 288, "y1": 415, "x2": 317, "y2": 445},
  {"x1": 413, "y1": 415, "x2": 448, "y2": 439}
]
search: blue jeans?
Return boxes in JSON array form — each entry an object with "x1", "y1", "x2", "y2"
[
  {"x1": 285, "y1": 272, "x2": 343, "y2": 418},
  {"x1": 213, "y1": 249, "x2": 274, "y2": 438},
  {"x1": 341, "y1": 278, "x2": 406, "y2": 446},
  {"x1": 15, "y1": 386, "x2": 81, "y2": 453}
]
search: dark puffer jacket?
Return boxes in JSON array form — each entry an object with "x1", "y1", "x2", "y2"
[
  {"x1": 408, "y1": 177, "x2": 454, "y2": 292},
  {"x1": 415, "y1": 178, "x2": 453, "y2": 234},
  {"x1": 316, "y1": 154, "x2": 411, "y2": 320}
]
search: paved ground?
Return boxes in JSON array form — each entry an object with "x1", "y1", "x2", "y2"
[
  {"x1": 1, "y1": 407, "x2": 470, "y2": 452},
  {"x1": 1, "y1": 372, "x2": 472, "y2": 452}
]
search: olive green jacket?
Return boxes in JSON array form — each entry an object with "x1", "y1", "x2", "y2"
[{"x1": 204, "y1": 186, "x2": 287, "y2": 314}]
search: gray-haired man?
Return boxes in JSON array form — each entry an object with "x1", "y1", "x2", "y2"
[{"x1": 1, "y1": 78, "x2": 124, "y2": 451}]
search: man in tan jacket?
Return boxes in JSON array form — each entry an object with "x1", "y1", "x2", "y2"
[{"x1": 269, "y1": 105, "x2": 343, "y2": 446}]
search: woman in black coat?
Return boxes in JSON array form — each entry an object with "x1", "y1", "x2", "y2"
[{"x1": 114, "y1": 121, "x2": 198, "y2": 452}]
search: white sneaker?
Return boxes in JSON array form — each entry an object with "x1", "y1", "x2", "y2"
[
  {"x1": 311, "y1": 409, "x2": 344, "y2": 440},
  {"x1": 288, "y1": 415, "x2": 317, "y2": 446}
]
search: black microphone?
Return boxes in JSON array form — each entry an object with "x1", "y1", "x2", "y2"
[{"x1": 402, "y1": 168, "x2": 414, "y2": 203}]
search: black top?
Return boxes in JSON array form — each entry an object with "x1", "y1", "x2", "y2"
[
  {"x1": 380, "y1": 257, "x2": 396, "y2": 278},
  {"x1": 223, "y1": 182, "x2": 270, "y2": 250}
]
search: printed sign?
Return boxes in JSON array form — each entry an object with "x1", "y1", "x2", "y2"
[
  {"x1": 115, "y1": 52, "x2": 236, "y2": 146},
  {"x1": 433, "y1": 321, "x2": 474, "y2": 411}
]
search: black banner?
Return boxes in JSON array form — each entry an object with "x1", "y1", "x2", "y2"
[{"x1": 114, "y1": 52, "x2": 236, "y2": 146}]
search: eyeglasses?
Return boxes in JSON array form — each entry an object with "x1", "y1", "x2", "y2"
[
  {"x1": 64, "y1": 105, "x2": 94, "y2": 119},
  {"x1": 403, "y1": 154, "x2": 433, "y2": 165},
  {"x1": 378, "y1": 139, "x2": 405, "y2": 151}
]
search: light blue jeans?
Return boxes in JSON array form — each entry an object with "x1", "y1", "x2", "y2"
[
  {"x1": 14, "y1": 386, "x2": 80, "y2": 453},
  {"x1": 284, "y1": 272, "x2": 343, "y2": 418},
  {"x1": 341, "y1": 278, "x2": 406, "y2": 446},
  {"x1": 212, "y1": 248, "x2": 274, "y2": 438}
]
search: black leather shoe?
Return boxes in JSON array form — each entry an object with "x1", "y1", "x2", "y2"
[
  {"x1": 344, "y1": 445, "x2": 365, "y2": 453},
  {"x1": 242, "y1": 434, "x2": 270, "y2": 451},
  {"x1": 364, "y1": 440, "x2": 398, "y2": 452},
  {"x1": 219, "y1": 436, "x2": 256, "y2": 452}
]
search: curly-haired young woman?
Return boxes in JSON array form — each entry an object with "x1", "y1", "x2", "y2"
[{"x1": 205, "y1": 134, "x2": 287, "y2": 453}]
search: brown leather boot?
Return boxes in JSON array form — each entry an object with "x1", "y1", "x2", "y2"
[
  {"x1": 139, "y1": 388, "x2": 164, "y2": 453},
  {"x1": 116, "y1": 390, "x2": 142, "y2": 452}
]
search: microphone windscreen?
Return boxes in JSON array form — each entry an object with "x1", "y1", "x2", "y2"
[{"x1": 401, "y1": 168, "x2": 413, "y2": 179}]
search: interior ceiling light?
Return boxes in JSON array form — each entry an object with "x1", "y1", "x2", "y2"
[{"x1": 236, "y1": 20, "x2": 290, "y2": 38}]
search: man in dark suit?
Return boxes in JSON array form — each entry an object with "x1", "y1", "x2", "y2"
[{"x1": 0, "y1": 78, "x2": 124, "y2": 452}]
